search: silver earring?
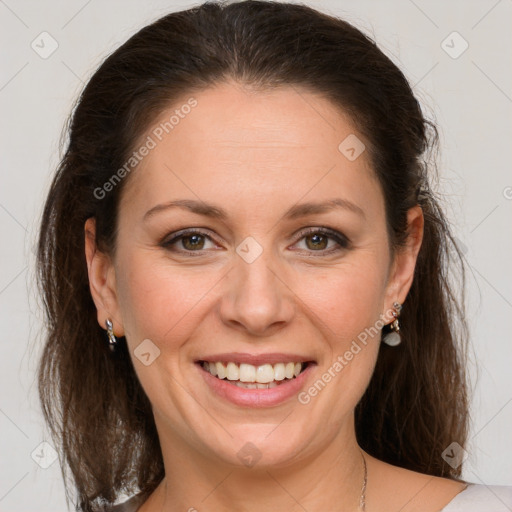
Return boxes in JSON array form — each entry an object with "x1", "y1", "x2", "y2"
[
  {"x1": 105, "y1": 319, "x2": 117, "y2": 352},
  {"x1": 382, "y1": 301, "x2": 402, "y2": 346}
]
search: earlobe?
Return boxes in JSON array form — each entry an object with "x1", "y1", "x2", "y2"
[
  {"x1": 383, "y1": 205, "x2": 424, "y2": 312},
  {"x1": 84, "y1": 218, "x2": 125, "y2": 336}
]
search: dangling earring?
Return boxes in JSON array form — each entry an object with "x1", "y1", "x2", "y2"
[
  {"x1": 105, "y1": 318, "x2": 117, "y2": 352},
  {"x1": 382, "y1": 301, "x2": 402, "y2": 346}
]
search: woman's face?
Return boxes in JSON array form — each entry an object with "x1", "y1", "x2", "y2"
[{"x1": 86, "y1": 80, "x2": 422, "y2": 468}]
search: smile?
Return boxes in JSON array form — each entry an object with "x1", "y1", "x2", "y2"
[
  {"x1": 195, "y1": 355, "x2": 316, "y2": 408},
  {"x1": 200, "y1": 360, "x2": 308, "y2": 388}
]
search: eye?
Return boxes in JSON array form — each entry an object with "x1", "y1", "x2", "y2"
[
  {"x1": 161, "y1": 229, "x2": 218, "y2": 255},
  {"x1": 292, "y1": 227, "x2": 350, "y2": 255},
  {"x1": 161, "y1": 227, "x2": 350, "y2": 257}
]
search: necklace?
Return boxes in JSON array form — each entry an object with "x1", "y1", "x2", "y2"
[
  {"x1": 160, "y1": 450, "x2": 368, "y2": 511},
  {"x1": 359, "y1": 450, "x2": 368, "y2": 511}
]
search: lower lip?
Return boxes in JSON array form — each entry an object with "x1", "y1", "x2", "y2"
[{"x1": 196, "y1": 362, "x2": 316, "y2": 408}]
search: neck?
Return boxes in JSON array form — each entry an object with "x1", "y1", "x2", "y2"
[{"x1": 152, "y1": 412, "x2": 366, "y2": 512}]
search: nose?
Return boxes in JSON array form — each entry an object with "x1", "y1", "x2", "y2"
[{"x1": 218, "y1": 248, "x2": 295, "y2": 337}]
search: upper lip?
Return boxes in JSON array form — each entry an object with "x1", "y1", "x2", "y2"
[{"x1": 196, "y1": 352, "x2": 316, "y2": 366}]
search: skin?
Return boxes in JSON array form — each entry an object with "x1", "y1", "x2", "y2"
[{"x1": 85, "y1": 81, "x2": 467, "y2": 511}]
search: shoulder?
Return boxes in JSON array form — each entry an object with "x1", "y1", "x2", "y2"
[
  {"x1": 366, "y1": 455, "x2": 510, "y2": 511},
  {"x1": 441, "y1": 484, "x2": 512, "y2": 511},
  {"x1": 106, "y1": 492, "x2": 147, "y2": 512}
]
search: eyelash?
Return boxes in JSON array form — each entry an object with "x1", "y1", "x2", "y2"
[{"x1": 161, "y1": 227, "x2": 350, "y2": 257}]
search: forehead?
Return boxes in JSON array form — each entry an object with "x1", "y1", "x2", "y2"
[{"x1": 120, "y1": 81, "x2": 382, "y2": 222}]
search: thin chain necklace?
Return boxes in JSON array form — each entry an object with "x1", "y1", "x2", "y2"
[
  {"x1": 160, "y1": 450, "x2": 368, "y2": 511},
  {"x1": 359, "y1": 450, "x2": 368, "y2": 511}
]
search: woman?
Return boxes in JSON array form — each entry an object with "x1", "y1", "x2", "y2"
[{"x1": 36, "y1": 1, "x2": 512, "y2": 511}]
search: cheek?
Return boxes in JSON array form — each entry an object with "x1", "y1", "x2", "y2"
[
  {"x1": 293, "y1": 262, "x2": 386, "y2": 422},
  {"x1": 295, "y1": 257, "x2": 388, "y2": 346},
  {"x1": 114, "y1": 251, "x2": 220, "y2": 350}
]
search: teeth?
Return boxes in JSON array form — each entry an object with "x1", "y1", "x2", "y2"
[
  {"x1": 226, "y1": 362, "x2": 239, "y2": 381},
  {"x1": 215, "y1": 362, "x2": 226, "y2": 380},
  {"x1": 273, "y1": 363, "x2": 285, "y2": 381},
  {"x1": 285, "y1": 362, "x2": 295, "y2": 379},
  {"x1": 256, "y1": 364, "x2": 274, "y2": 383},
  {"x1": 202, "y1": 360, "x2": 306, "y2": 383},
  {"x1": 235, "y1": 382, "x2": 256, "y2": 389},
  {"x1": 208, "y1": 362, "x2": 217, "y2": 377},
  {"x1": 235, "y1": 381, "x2": 278, "y2": 389},
  {"x1": 239, "y1": 363, "x2": 256, "y2": 383}
]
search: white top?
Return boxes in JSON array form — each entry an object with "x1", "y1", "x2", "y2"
[
  {"x1": 110, "y1": 483, "x2": 512, "y2": 511},
  {"x1": 440, "y1": 484, "x2": 512, "y2": 511}
]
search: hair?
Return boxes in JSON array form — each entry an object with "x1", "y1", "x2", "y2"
[{"x1": 36, "y1": 1, "x2": 469, "y2": 510}]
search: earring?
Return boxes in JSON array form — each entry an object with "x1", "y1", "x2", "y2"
[
  {"x1": 105, "y1": 318, "x2": 117, "y2": 352},
  {"x1": 382, "y1": 301, "x2": 402, "y2": 346}
]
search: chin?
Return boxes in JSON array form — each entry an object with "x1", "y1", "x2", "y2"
[{"x1": 200, "y1": 422, "x2": 316, "y2": 470}]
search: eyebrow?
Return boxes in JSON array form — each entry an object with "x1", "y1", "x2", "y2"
[{"x1": 143, "y1": 197, "x2": 365, "y2": 222}]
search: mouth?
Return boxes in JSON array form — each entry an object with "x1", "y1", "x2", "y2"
[
  {"x1": 194, "y1": 354, "x2": 317, "y2": 407},
  {"x1": 197, "y1": 360, "x2": 312, "y2": 389}
]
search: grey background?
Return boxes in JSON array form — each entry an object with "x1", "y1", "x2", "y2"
[{"x1": 1, "y1": 0, "x2": 511, "y2": 510}]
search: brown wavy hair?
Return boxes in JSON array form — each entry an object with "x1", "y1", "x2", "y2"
[{"x1": 36, "y1": 1, "x2": 469, "y2": 510}]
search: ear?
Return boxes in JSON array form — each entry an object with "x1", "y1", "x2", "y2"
[
  {"x1": 84, "y1": 218, "x2": 125, "y2": 336},
  {"x1": 382, "y1": 205, "x2": 424, "y2": 321}
]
